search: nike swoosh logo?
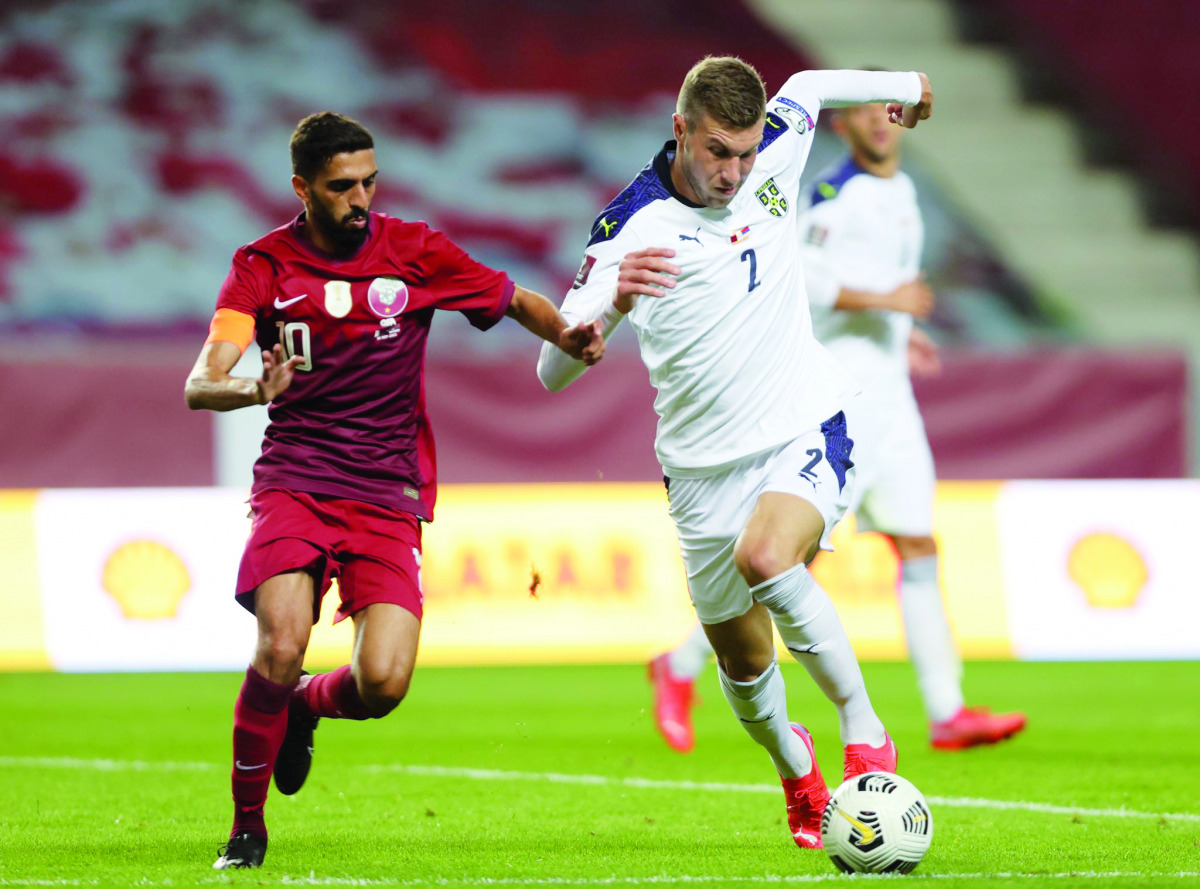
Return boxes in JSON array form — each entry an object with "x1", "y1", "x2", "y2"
[
  {"x1": 274, "y1": 294, "x2": 308, "y2": 310},
  {"x1": 838, "y1": 809, "x2": 877, "y2": 845},
  {"x1": 235, "y1": 760, "x2": 267, "y2": 771}
]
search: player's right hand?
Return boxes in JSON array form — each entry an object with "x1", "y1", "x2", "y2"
[
  {"x1": 613, "y1": 247, "x2": 681, "y2": 314},
  {"x1": 888, "y1": 72, "x2": 933, "y2": 128},
  {"x1": 891, "y1": 276, "x2": 935, "y2": 318},
  {"x1": 259, "y1": 343, "x2": 303, "y2": 403}
]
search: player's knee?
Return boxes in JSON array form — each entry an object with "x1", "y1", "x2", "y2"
[
  {"x1": 734, "y1": 536, "x2": 807, "y2": 587},
  {"x1": 356, "y1": 669, "x2": 412, "y2": 718},
  {"x1": 718, "y1": 649, "x2": 774, "y2": 683},
  {"x1": 255, "y1": 633, "x2": 307, "y2": 677}
]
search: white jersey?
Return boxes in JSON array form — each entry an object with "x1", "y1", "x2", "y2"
[
  {"x1": 798, "y1": 158, "x2": 924, "y2": 395},
  {"x1": 539, "y1": 70, "x2": 922, "y2": 478}
]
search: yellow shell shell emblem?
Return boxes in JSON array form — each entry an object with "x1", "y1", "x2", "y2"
[
  {"x1": 102, "y1": 540, "x2": 191, "y2": 619},
  {"x1": 1067, "y1": 532, "x2": 1147, "y2": 610}
]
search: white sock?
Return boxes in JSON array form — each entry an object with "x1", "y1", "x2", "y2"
[
  {"x1": 899, "y1": 555, "x2": 964, "y2": 723},
  {"x1": 667, "y1": 623, "x2": 713, "y2": 681},
  {"x1": 751, "y1": 563, "x2": 886, "y2": 747},
  {"x1": 717, "y1": 659, "x2": 812, "y2": 778}
]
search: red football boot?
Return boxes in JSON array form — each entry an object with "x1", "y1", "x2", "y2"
[
  {"x1": 647, "y1": 654, "x2": 696, "y2": 753},
  {"x1": 780, "y1": 724, "x2": 830, "y2": 849},
  {"x1": 843, "y1": 732, "x2": 898, "y2": 782},
  {"x1": 931, "y1": 706, "x2": 1027, "y2": 750}
]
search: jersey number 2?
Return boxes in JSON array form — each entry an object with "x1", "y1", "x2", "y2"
[{"x1": 741, "y1": 248, "x2": 762, "y2": 292}]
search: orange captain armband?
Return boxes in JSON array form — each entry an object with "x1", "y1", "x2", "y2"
[{"x1": 204, "y1": 308, "x2": 256, "y2": 354}]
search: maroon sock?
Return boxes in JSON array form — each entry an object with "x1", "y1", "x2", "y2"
[
  {"x1": 230, "y1": 666, "x2": 295, "y2": 839},
  {"x1": 299, "y1": 664, "x2": 373, "y2": 720}
]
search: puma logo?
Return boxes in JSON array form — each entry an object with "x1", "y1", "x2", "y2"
[{"x1": 678, "y1": 227, "x2": 701, "y2": 244}]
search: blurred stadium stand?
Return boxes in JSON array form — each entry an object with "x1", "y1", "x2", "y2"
[{"x1": 0, "y1": 0, "x2": 1194, "y2": 486}]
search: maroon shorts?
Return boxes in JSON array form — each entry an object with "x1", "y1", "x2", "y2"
[{"x1": 236, "y1": 488, "x2": 424, "y2": 623}]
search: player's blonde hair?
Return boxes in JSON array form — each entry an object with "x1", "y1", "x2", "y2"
[{"x1": 676, "y1": 56, "x2": 767, "y2": 131}]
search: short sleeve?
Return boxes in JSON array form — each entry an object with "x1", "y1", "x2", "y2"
[
  {"x1": 416, "y1": 227, "x2": 514, "y2": 330},
  {"x1": 215, "y1": 247, "x2": 271, "y2": 316}
]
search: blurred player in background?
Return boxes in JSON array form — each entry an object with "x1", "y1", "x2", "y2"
[
  {"x1": 539, "y1": 56, "x2": 931, "y2": 849},
  {"x1": 648, "y1": 99, "x2": 1026, "y2": 755},
  {"x1": 185, "y1": 112, "x2": 605, "y2": 870}
]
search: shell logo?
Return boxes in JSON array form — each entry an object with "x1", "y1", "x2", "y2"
[
  {"x1": 1067, "y1": 532, "x2": 1147, "y2": 610},
  {"x1": 101, "y1": 540, "x2": 191, "y2": 619}
]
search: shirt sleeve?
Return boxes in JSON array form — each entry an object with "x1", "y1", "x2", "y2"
[
  {"x1": 416, "y1": 226, "x2": 515, "y2": 330},
  {"x1": 536, "y1": 238, "x2": 628, "y2": 391},
  {"x1": 778, "y1": 70, "x2": 922, "y2": 114},
  {"x1": 215, "y1": 247, "x2": 271, "y2": 316}
]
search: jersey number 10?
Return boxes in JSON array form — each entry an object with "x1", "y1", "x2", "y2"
[{"x1": 275, "y1": 321, "x2": 313, "y2": 372}]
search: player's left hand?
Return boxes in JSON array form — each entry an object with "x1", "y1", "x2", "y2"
[
  {"x1": 907, "y1": 326, "x2": 942, "y2": 378},
  {"x1": 888, "y1": 72, "x2": 932, "y2": 128},
  {"x1": 559, "y1": 319, "x2": 606, "y2": 366}
]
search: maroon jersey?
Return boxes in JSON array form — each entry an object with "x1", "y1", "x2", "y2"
[{"x1": 216, "y1": 211, "x2": 514, "y2": 519}]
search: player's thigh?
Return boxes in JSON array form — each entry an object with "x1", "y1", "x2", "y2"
[
  {"x1": 746, "y1": 415, "x2": 857, "y2": 569},
  {"x1": 350, "y1": 601, "x2": 421, "y2": 693},
  {"x1": 252, "y1": 571, "x2": 317, "y2": 681},
  {"x1": 737, "y1": 491, "x2": 827, "y2": 580},
  {"x1": 666, "y1": 470, "x2": 759, "y2": 624},
  {"x1": 856, "y1": 405, "x2": 936, "y2": 537}
]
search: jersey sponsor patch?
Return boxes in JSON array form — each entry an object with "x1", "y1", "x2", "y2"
[
  {"x1": 572, "y1": 254, "x2": 596, "y2": 289},
  {"x1": 756, "y1": 178, "x2": 789, "y2": 217},
  {"x1": 773, "y1": 97, "x2": 815, "y2": 134},
  {"x1": 367, "y1": 276, "x2": 409, "y2": 319}
]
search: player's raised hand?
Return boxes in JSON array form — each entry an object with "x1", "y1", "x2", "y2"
[
  {"x1": 890, "y1": 275, "x2": 935, "y2": 318},
  {"x1": 259, "y1": 343, "x2": 303, "y2": 403},
  {"x1": 888, "y1": 72, "x2": 932, "y2": 128},
  {"x1": 559, "y1": 319, "x2": 606, "y2": 366},
  {"x1": 614, "y1": 247, "x2": 681, "y2": 314}
]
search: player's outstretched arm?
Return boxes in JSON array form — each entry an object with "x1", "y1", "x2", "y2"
[
  {"x1": 185, "y1": 341, "x2": 301, "y2": 411},
  {"x1": 537, "y1": 247, "x2": 680, "y2": 392},
  {"x1": 788, "y1": 70, "x2": 931, "y2": 125},
  {"x1": 508, "y1": 285, "x2": 606, "y2": 366}
]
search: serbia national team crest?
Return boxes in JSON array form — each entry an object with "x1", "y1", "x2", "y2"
[
  {"x1": 367, "y1": 276, "x2": 409, "y2": 319},
  {"x1": 756, "y1": 178, "x2": 789, "y2": 217}
]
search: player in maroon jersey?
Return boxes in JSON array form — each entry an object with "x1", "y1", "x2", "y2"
[{"x1": 184, "y1": 112, "x2": 605, "y2": 870}]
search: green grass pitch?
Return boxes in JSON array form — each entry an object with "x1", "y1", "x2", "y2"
[{"x1": 0, "y1": 660, "x2": 1197, "y2": 888}]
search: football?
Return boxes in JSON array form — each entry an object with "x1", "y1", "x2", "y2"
[{"x1": 820, "y1": 771, "x2": 934, "y2": 874}]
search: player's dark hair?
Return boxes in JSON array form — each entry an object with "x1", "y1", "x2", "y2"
[
  {"x1": 290, "y1": 112, "x2": 374, "y2": 181},
  {"x1": 676, "y1": 56, "x2": 766, "y2": 131}
]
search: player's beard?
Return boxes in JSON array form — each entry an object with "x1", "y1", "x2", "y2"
[{"x1": 308, "y1": 196, "x2": 370, "y2": 256}]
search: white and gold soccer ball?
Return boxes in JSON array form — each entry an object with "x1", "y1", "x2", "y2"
[{"x1": 820, "y1": 771, "x2": 934, "y2": 874}]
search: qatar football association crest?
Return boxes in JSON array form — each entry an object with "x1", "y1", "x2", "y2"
[{"x1": 367, "y1": 276, "x2": 409, "y2": 319}]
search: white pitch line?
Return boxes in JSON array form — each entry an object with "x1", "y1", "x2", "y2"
[{"x1": 3, "y1": 756, "x2": 1198, "y2": 824}]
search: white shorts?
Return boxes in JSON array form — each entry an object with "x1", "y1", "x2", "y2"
[
  {"x1": 843, "y1": 387, "x2": 935, "y2": 537},
  {"x1": 666, "y1": 413, "x2": 857, "y2": 624}
]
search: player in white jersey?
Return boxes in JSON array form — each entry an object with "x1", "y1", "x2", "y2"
[
  {"x1": 538, "y1": 56, "x2": 931, "y2": 850},
  {"x1": 647, "y1": 99, "x2": 1026, "y2": 755}
]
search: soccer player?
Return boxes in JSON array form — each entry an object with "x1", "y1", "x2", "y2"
[
  {"x1": 538, "y1": 57, "x2": 931, "y2": 849},
  {"x1": 185, "y1": 112, "x2": 606, "y2": 870},
  {"x1": 647, "y1": 100, "x2": 1026, "y2": 755}
]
